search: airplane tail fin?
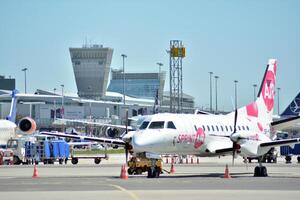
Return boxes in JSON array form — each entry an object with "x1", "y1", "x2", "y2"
[
  {"x1": 5, "y1": 89, "x2": 19, "y2": 123},
  {"x1": 236, "y1": 59, "x2": 277, "y2": 132},
  {"x1": 280, "y1": 92, "x2": 300, "y2": 117}
]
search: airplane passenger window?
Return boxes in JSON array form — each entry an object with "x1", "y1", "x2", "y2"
[
  {"x1": 202, "y1": 125, "x2": 205, "y2": 131},
  {"x1": 149, "y1": 121, "x2": 165, "y2": 129},
  {"x1": 139, "y1": 121, "x2": 150, "y2": 130},
  {"x1": 229, "y1": 126, "x2": 233, "y2": 132},
  {"x1": 211, "y1": 125, "x2": 215, "y2": 131},
  {"x1": 220, "y1": 126, "x2": 224, "y2": 131},
  {"x1": 207, "y1": 125, "x2": 210, "y2": 131},
  {"x1": 216, "y1": 126, "x2": 219, "y2": 131},
  {"x1": 167, "y1": 121, "x2": 176, "y2": 129},
  {"x1": 242, "y1": 126, "x2": 245, "y2": 130},
  {"x1": 246, "y1": 126, "x2": 249, "y2": 131},
  {"x1": 225, "y1": 126, "x2": 228, "y2": 132},
  {"x1": 238, "y1": 126, "x2": 241, "y2": 131}
]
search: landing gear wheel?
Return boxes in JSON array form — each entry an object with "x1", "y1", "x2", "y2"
[
  {"x1": 71, "y1": 158, "x2": 78, "y2": 165},
  {"x1": 135, "y1": 168, "x2": 143, "y2": 175},
  {"x1": 154, "y1": 167, "x2": 161, "y2": 178},
  {"x1": 147, "y1": 167, "x2": 160, "y2": 178},
  {"x1": 261, "y1": 166, "x2": 268, "y2": 176},
  {"x1": 13, "y1": 156, "x2": 22, "y2": 165},
  {"x1": 254, "y1": 166, "x2": 268, "y2": 177},
  {"x1": 94, "y1": 158, "x2": 101, "y2": 164},
  {"x1": 147, "y1": 168, "x2": 153, "y2": 178},
  {"x1": 127, "y1": 168, "x2": 134, "y2": 175},
  {"x1": 59, "y1": 159, "x2": 64, "y2": 165}
]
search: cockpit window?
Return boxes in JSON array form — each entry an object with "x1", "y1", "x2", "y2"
[
  {"x1": 139, "y1": 121, "x2": 150, "y2": 130},
  {"x1": 167, "y1": 121, "x2": 176, "y2": 129},
  {"x1": 149, "y1": 121, "x2": 165, "y2": 129}
]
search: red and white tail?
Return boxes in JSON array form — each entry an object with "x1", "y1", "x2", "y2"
[{"x1": 235, "y1": 59, "x2": 277, "y2": 133}]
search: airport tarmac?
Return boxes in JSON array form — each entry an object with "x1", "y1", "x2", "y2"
[{"x1": 1, "y1": 155, "x2": 300, "y2": 200}]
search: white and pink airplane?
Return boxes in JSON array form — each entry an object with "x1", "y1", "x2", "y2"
[{"x1": 42, "y1": 59, "x2": 300, "y2": 178}]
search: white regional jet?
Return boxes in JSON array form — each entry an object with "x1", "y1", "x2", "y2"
[
  {"x1": 0, "y1": 90, "x2": 37, "y2": 146},
  {"x1": 42, "y1": 59, "x2": 300, "y2": 178}
]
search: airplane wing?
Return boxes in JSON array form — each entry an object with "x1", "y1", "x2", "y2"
[
  {"x1": 271, "y1": 116, "x2": 300, "y2": 132},
  {"x1": 259, "y1": 138, "x2": 300, "y2": 149},
  {"x1": 40, "y1": 131, "x2": 126, "y2": 146},
  {"x1": 54, "y1": 118, "x2": 134, "y2": 130}
]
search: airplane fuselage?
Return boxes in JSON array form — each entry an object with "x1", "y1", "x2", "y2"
[
  {"x1": 0, "y1": 120, "x2": 16, "y2": 146},
  {"x1": 132, "y1": 113, "x2": 272, "y2": 157}
]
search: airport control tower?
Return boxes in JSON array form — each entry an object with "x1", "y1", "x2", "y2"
[{"x1": 69, "y1": 44, "x2": 113, "y2": 100}]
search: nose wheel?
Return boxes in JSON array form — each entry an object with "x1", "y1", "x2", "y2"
[
  {"x1": 254, "y1": 157, "x2": 268, "y2": 177},
  {"x1": 147, "y1": 159, "x2": 161, "y2": 178}
]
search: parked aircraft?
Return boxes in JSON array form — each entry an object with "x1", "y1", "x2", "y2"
[
  {"x1": 42, "y1": 59, "x2": 300, "y2": 178},
  {"x1": 0, "y1": 90, "x2": 37, "y2": 146}
]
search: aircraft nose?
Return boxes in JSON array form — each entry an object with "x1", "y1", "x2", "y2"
[{"x1": 132, "y1": 131, "x2": 157, "y2": 152}]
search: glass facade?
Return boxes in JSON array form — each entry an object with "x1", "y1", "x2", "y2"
[{"x1": 108, "y1": 79, "x2": 160, "y2": 99}]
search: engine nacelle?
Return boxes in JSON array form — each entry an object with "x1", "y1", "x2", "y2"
[
  {"x1": 105, "y1": 127, "x2": 120, "y2": 138},
  {"x1": 18, "y1": 117, "x2": 36, "y2": 134}
]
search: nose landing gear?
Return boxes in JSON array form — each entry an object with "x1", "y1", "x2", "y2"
[
  {"x1": 254, "y1": 157, "x2": 268, "y2": 177},
  {"x1": 147, "y1": 159, "x2": 161, "y2": 178}
]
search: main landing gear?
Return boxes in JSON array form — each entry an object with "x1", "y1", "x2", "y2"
[
  {"x1": 254, "y1": 157, "x2": 268, "y2": 177},
  {"x1": 147, "y1": 159, "x2": 161, "y2": 178}
]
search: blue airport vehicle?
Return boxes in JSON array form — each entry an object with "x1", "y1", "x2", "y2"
[{"x1": 24, "y1": 137, "x2": 69, "y2": 165}]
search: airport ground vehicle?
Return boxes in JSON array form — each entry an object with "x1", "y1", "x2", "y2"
[
  {"x1": 69, "y1": 145, "x2": 108, "y2": 165},
  {"x1": 0, "y1": 149, "x2": 14, "y2": 165},
  {"x1": 25, "y1": 135, "x2": 69, "y2": 164},
  {"x1": 247, "y1": 147, "x2": 278, "y2": 163},
  {"x1": 280, "y1": 143, "x2": 300, "y2": 163},
  {"x1": 6, "y1": 137, "x2": 37, "y2": 165},
  {"x1": 127, "y1": 157, "x2": 162, "y2": 175}
]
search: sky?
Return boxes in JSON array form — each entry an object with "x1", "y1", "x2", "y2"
[{"x1": 0, "y1": 0, "x2": 299, "y2": 113}]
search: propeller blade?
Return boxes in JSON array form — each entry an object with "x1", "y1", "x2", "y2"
[
  {"x1": 232, "y1": 148, "x2": 235, "y2": 166},
  {"x1": 233, "y1": 109, "x2": 238, "y2": 134},
  {"x1": 125, "y1": 145, "x2": 128, "y2": 163},
  {"x1": 125, "y1": 109, "x2": 129, "y2": 164}
]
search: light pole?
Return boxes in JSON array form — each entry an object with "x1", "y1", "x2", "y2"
[
  {"x1": 121, "y1": 54, "x2": 127, "y2": 105},
  {"x1": 22, "y1": 68, "x2": 28, "y2": 93},
  {"x1": 157, "y1": 62, "x2": 163, "y2": 106},
  {"x1": 253, "y1": 84, "x2": 257, "y2": 101},
  {"x1": 234, "y1": 80, "x2": 238, "y2": 110},
  {"x1": 215, "y1": 76, "x2": 219, "y2": 113},
  {"x1": 60, "y1": 84, "x2": 64, "y2": 119},
  {"x1": 53, "y1": 88, "x2": 56, "y2": 121},
  {"x1": 277, "y1": 87, "x2": 281, "y2": 115},
  {"x1": 209, "y1": 72, "x2": 213, "y2": 112}
]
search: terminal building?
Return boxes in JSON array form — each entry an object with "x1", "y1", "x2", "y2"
[
  {"x1": 0, "y1": 75, "x2": 15, "y2": 91},
  {"x1": 107, "y1": 69, "x2": 166, "y2": 100}
]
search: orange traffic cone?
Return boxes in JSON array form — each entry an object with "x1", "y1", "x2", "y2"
[
  {"x1": 32, "y1": 164, "x2": 38, "y2": 178},
  {"x1": 120, "y1": 164, "x2": 128, "y2": 180},
  {"x1": 223, "y1": 164, "x2": 231, "y2": 179},
  {"x1": 170, "y1": 163, "x2": 175, "y2": 174}
]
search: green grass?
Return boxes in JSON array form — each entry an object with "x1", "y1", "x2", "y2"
[{"x1": 73, "y1": 148, "x2": 125, "y2": 155}]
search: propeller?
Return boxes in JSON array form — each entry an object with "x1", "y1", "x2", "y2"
[
  {"x1": 125, "y1": 109, "x2": 129, "y2": 163},
  {"x1": 230, "y1": 109, "x2": 238, "y2": 166}
]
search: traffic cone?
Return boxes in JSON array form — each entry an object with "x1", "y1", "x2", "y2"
[
  {"x1": 32, "y1": 164, "x2": 38, "y2": 178},
  {"x1": 223, "y1": 164, "x2": 231, "y2": 179},
  {"x1": 170, "y1": 163, "x2": 175, "y2": 174},
  {"x1": 120, "y1": 164, "x2": 128, "y2": 180}
]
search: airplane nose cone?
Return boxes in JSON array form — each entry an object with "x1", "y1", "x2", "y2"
[{"x1": 132, "y1": 131, "x2": 158, "y2": 152}]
